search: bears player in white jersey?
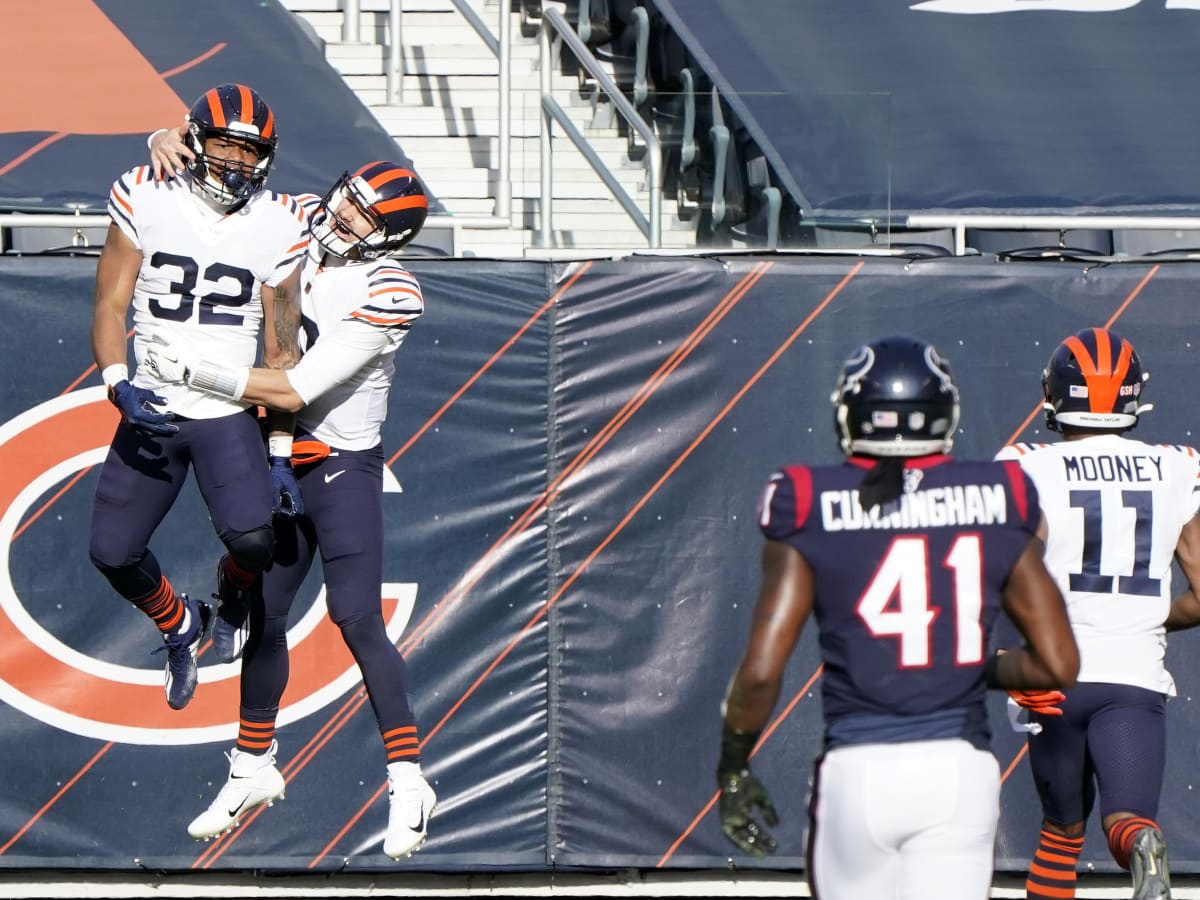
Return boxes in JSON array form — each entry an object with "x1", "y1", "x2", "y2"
[
  {"x1": 718, "y1": 336, "x2": 1079, "y2": 900},
  {"x1": 90, "y1": 83, "x2": 308, "y2": 712},
  {"x1": 996, "y1": 327, "x2": 1200, "y2": 900},
  {"x1": 144, "y1": 158, "x2": 436, "y2": 860}
]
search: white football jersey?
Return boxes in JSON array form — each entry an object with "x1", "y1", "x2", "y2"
[
  {"x1": 287, "y1": 244, "x2": 424, "y2": 450},
  {"x1": 996, "y1": 435, "x2": 1200, "y2": 694},
  {"x1": 108, "y1": 167, "x2": 309, "y2": 419}
]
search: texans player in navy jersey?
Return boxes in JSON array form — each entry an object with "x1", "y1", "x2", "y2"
[
  {"x1": 717, "y1": 336, "x2": 1079, "y2": 900},
  {"x1": 144, "y1": 152, "x2": 436, "y2": 861}
]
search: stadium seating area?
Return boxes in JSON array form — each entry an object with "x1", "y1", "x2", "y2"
[
  {"x1": 515, "y1": 0, "x2": 1200, "y2": 256},
  {"x1": 523, "y1": 0, "x2": 780, "y2": 250}
]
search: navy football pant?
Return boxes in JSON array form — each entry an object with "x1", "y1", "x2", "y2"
[
  {"x1": 89, "y1": 410, "x2": 274, "y2": 599},
  {"x1": 1026, "y1": 681, "x2": 1166, "y2": 825},
  {"x1": 240, "y1": 444, "x2": 417, "y2": 743}
]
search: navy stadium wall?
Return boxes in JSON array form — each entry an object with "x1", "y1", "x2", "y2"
[{"x1": 3, "y1": 254, "x2": 1200, "y2": 874}]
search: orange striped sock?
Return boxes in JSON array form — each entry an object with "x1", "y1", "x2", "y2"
[
  {"x1": 1026, "y1": 829, "x2": 1084, "y2": 899},
  {"x1": 222, "y1": 555, "x2": 256, "y2": 590},
  {"x1": 132, "y1": 577, "x2": 184, "y2": 634},
  {"x1": 237, "y1": 717, "x2": 277, "y2": 755},
  {"x1": 1107, "y1": 816, "x2": 1160, "y2": 870},
  {"x1": 382, "y1": 725, "x2": 420, "y2": 764}
]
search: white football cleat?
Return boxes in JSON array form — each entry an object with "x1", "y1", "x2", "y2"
[
  {"x1": 383, "y1": 761, "x2": 437, "y2": 859},
  {"x1": 188, "y1": 740, "x2": 286, "y2": 840}
]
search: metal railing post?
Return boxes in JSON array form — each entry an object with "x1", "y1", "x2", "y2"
[
  {"x1": 538, "y1": 19, "x2": 554, "y2": 247},
  {"x1": 538, "y1": 6, "x2": 662, "y2": 248},
  {"x1": 497, "y1": 0, "x2": 512, "y2": 221},
  {"x1": 342, "y1": 0, "x2": 362, "y2": 42},
  {"x1": 387, "y1": 0, "x2": 404, "y2": 104}
]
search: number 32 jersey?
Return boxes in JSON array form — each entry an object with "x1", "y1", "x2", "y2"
[
  {"x1": 759, "y1": 455, "x2": 1041, "y2": 749},
  {"x1": 107, "y1": 166, "x2": 309, "y2": 419},
  {"x1": 996, "y1": 435, "x2": 1200, "y2": 695}
]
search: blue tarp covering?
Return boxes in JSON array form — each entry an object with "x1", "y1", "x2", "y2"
[
  {"x1": 0, "y1": 0, "x2": 443, "y2": 213},
  {"x1": 649, "y1": 0, "x2": 1200, "y2": 216}
]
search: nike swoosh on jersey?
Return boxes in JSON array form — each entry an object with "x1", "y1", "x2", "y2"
[{"x1": 324, "y1": 470, "x2": 346, "y2": 484}]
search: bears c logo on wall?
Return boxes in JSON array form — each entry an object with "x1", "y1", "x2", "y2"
[{"x1": 0, "y1": 387, "x2": 415, "y2": 746}]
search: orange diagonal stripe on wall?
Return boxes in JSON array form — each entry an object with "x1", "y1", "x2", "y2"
[{"x1": 1, "y1": 0, "x2": 185, "y2": 134}]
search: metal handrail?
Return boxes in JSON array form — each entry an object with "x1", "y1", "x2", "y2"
[
  {"x1": 537, "y1": 5, "x2": 662, "y2": 248},
  {"x1": 341, "y1": 0, "x2": 511, "y2": 223},
  {"x1": 906, "y1": 214, "x2": 1200, "y2": 256}
]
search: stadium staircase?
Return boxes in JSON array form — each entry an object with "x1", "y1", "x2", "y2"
[{"x1": 280, "y1": 0, "x2": 699, "y2": 257}]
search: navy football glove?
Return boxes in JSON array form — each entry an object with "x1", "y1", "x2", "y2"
[
  {"x1": 108, "y1": 380, "x2": 178, "y2": 436},
  {"x1": 718, "y1": 768, "x2": 779, "y2": 857},
  {"x1": 270, "y1": 456, "x2": 304, "y2": 517}
]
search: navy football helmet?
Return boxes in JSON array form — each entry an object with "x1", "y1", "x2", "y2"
[
  {"x1": 185, "y1": 83, "x2": 277, "y2": 208},
  {"x1": 832, "y1": 336, "x2": 960, "y2": 457},
  {"x1": 309, "y1": 162, "x2": 428, "y2": 260},
  {"x1": 1042, "y1": 327, "x2": 1151, "y2": 432}
]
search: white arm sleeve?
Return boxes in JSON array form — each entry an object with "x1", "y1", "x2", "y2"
[{"x1": 285, "y1": 320, "x2": 392, "y2": 405}]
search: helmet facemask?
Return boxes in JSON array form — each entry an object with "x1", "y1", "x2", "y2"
[
  {"x1": 183, "y1": 84, "x2": 277, "y2": 210},
  {"x1": 310, "y1": 174, "x2": 388, "y2": 260},
  {"x1": 186, "y1": 123, "x2": 275, "y2": 209}
]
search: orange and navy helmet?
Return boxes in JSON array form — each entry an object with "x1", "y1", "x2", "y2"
[
  {"x1": 184, "y1": 83, "x2": 278, "y2": 208},
  {"x1": 1042, "y1": 327, "x2": 1151, "y2": 432},
  {"x1": 309, "y1": 162, "x2": 428, "y2": 259}
]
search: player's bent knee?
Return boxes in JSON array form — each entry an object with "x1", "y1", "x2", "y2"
[
  {"x1": 225, "y1": 525, "x2": 275, "y2": 573},
  {"x1": 336, "y1": 614, "x2": 393, "y2": 653},
  {"x1": 88, "y1": 543, "x2": 142, "y2": 577}
]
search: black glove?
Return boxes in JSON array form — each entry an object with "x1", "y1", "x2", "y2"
[
  {"x1": 718, "y1": 768, "x2": 779, "y2": 857},
  {"x1": 270, "y1": 456, "x2": 304, "y2": 517},
  {"x1": 108, "y1": 380, "x2": 178, "y2": 436}
]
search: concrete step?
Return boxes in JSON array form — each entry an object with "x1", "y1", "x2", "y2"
[
  {"x1": 398, "y1": 134, "x2": 633, "y2": 158},
  {"x1": 328, "y1": 51, "x2": 503, "y2": 77},
  {"x1": 419, "y1": 167, "x2": 646, "y2": 196},
  {"x1": 366, "y1": 107, "x2": 601, "y2": 138},
  {"x1": 443, "y1": 196, "x2": 692, "y2": 217},
  {"x1": 407, "y1": 153, "x2": 651, "y2": 179},
  {"x1": 284, "y1": 0, "x2": 475, "y2": 12},
  {"x1": 343, "y1": 74, "x2": 571, "y2": 100},
  {"x1": 356, "y1": 86, "x2": 593, "y2": 110},
  {"x1": 408, "y1": 155, "x2": 650, "y2": 182},
  {"x1": 282, "y1": 1, "x2": 696, "y2": 257},
  {"x1": 303, "y1": 13, "x2": 543, "y2": 50}
]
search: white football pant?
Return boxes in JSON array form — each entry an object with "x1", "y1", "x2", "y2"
[{"x1": 809, "y1": 738, "x2": 1000, "y2": 900}]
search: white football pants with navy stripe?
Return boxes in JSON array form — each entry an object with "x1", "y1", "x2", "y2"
[{"x1": 808, "y1": 739, "x2": 1000, "y2": 900}]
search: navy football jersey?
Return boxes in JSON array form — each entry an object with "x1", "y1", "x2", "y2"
[{"x1": 759, "y1": 454, "x2": 1040, "y2": 750}]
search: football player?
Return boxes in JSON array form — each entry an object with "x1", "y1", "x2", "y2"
[
  {"x1": 144, "y1": 158, "x2": 436, "y2": 860},
  {"x1": 997, "y1": 327, "x2": 1200, "y2": 900},
  {"x1": 89, "y1": 83, "x2": 307, "y2": 711},
  {"x1": 717, "y1": 335, "x2": 1079, "y2": 900}
]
